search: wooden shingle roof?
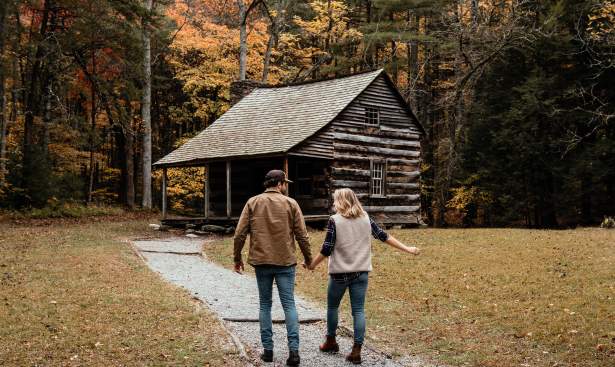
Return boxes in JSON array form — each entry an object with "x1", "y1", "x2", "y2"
[{"x1": 154, "y1": 69, "x2": 386, "y2": 167}]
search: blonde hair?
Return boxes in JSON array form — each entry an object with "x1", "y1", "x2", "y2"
[{"x1": 333, "y1": 188, "x2": 367, "y2": 219}]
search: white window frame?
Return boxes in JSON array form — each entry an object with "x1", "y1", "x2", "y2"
[
  {"x1": 364, "y1": 106, "x2": 380, "y2": 127},
  {"x1": 370, "y1": 160, "x2": 386, "y2": 197}
]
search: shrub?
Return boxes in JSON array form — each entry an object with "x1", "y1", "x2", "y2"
[
  {"x1": 600, "y1": 216, "x2": 615, "y2": 229},
  {"x1": 6, "y1": 202, "x2": 124, "y2": 219}
]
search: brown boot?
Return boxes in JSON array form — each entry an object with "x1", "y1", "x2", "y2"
[
  {"x1": 319, "y1": 335, "x2": 339, "y2": 353},
  {"x1": 346, "y1": 343, "x2": 362, "y2": 364}
]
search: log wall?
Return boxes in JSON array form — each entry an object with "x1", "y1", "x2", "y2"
[
  {"x1": 328, "y1": 75, "x2": 422, "y2": 224},
  {"x1": 288, "y1": 156, "x2": 330, "y2": 215}
]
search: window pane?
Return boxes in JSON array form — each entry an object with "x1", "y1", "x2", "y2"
[
  {"x1": 371, "y1": 162, "x2": 385, "y2": 196},
  {"x1": 365, "y1": 107, "x2": 379, "y2": 126}
]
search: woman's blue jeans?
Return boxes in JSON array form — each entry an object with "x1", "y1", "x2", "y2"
[
  {"x1": 327, "y1": 272, "x2": 369, "y2": 345},
  {"x1": 254, "y1": 265, "x2": 299, "y2": 351}
]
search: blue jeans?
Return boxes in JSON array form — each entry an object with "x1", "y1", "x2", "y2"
[
  {"x1": 327, "y1": 272, "x2": 369, "y2": 345},
  {"x1": 254, "y1": 265, "x2": 299, "y2": 351}
]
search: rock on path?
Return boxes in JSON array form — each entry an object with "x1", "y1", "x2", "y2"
[{"x1": 133, "y1": 238, "x2": 429, "y2": 367}]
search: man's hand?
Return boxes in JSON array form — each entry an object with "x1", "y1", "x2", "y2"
[{"x1": 234, "y1": 261, "x2": 245, "y2": 274}]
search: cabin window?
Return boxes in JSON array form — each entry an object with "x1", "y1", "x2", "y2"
[
  {"x1": 370, "y1": 161, "x2": 385, "y2": 197},
  {"x1": 295, "y1": 162, "x2": 313, "y2": 198},
  {"x1": 364, "y1": 107, "x2": 380, "y2": 126}
]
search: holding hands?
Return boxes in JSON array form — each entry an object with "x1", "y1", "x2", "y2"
[{"x1": 303, "y1": 254, "x2": 324, "y2": 271}]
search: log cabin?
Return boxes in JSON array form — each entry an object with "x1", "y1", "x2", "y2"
[{"x1": 153, "y1": 69, "x2": 425, "y2": 227}]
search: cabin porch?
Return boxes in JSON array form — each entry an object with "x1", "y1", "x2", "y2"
[{"x1": 159, "y1": 154, "x2": 332, "y2": 228}]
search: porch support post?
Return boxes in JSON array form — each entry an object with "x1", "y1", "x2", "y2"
[
  {"x1": 204, "y1": 164, "x2": 210, "y2": 219},
  {"x1": 284, "y1": 155, "x2": 289, "y2": 196},
  {"x1": 284, "y1": 155, "x2": 289, "y2": 176},
  {"x1": 226, "y1": 160, "x2": 231, "y2": 218},
  {"x1": 162, "y1": 167, "x2": 168, "y2": 219}
]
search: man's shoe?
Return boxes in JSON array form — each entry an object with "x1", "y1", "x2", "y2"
[
  {"x1": 286, "y1": 350, "x2": 300, "y2": 366},
  {"x1": 260, "y1": 349, "x2": 273, "y2": 363},
  {"x1": 346, "y1": 343, "x2": 362, "y2": 364},
  {"x1": 319, "y1": 335, "x2": 339, "y2": 353}
]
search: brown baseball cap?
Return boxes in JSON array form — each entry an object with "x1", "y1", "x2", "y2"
[{"x1": 265, "y1": 169, "x2": 293, "y2": 184}]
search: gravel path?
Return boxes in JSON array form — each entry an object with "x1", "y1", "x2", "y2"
[
  {"x1": 133, "y1": 237, "x2": 432, "y2": 367},
  {"x1": 134, "y1": 238, "x2": 322, "y2": 321}
]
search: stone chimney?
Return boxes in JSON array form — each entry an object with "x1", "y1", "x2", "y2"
[{"x1": 230, "y1": 80, "x2": 263, "y2": 106}]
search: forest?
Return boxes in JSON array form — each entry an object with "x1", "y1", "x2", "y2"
[{"x1": 0, "y1": 0, "x2": 613, "y2": 227}]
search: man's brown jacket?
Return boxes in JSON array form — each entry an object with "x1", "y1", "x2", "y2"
[{"x1": 233, "y1": 188, "x2": 313, "y2": 266}]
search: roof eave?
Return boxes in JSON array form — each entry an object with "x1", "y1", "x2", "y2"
[
  {"x1": 153, "y1": 150, "x2": 289, "y2": 168},
  {"x1": 378, "y1": 72, "x2": 427, "y2": 136}
]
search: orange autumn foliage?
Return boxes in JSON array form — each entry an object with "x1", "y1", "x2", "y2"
[{"x1": 165, "y1": 0, "x2": 272, "y2": 124}]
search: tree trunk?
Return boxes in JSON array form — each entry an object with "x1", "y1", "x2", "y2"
[
  {"x1": 262, "y1": 0, "x2": 289, "y2": 82},
  {"x1": 471, "y1": 0, "x2": 479, "y2": 26},
  {"x1": 606, "y1": 173, "x2": 615, "y2": 217},
  {"x1": 406, "y1": 13, "x2": 419, "y2": 109},
  {"x1": 389, "y1": 12, "x2": 397, "y2": 84},
  {"x1": 141, "y1": 0, "x2": 153, "y2": 208},
  {"x1": 237, "y1": 0, "x2": 247, "y2": 80},
  {"x1": 40, "y1": 3, "x2": 60, "y2": 158},
  {"x1": 0, "y1": 88, "x2": 6, "y2": 183},
  {"x1": 533, "y1": 171, "x2": 557, "y2": 228},
  {"x1": 262, "y1": 24, "x2": 275, "y2": 82},
  {"x1": 87, "y1": 53, "x2": 97, "y2": 203},
  {"x1": 4, "y1": 33, "x2": 19, "y2": 183},
  {"x1": 23, "y1": 1, "x2": 51, "y2": 188},
  {"x1": 0, "y1": 0, "x2": 7, "y2": 182},
  {"x1": 581, "y1": 171, "x2": 592, "y2": 225},
  {"x1": 391, "y1": 40, "x2": 398, "y2": 84},
  {"x1": 325, "y1": 0, "x2": 333, "y2": 52},
  {"x1": 152, "y1": 66, "x2": 160, "y2": 155},
  {"x1": 124, "y1": 97, "x2": 135, "y2": 209},
  {"x1": 97, "y1": 83, "x2": 135, "y2": 209},
  {"x1": 42, "y1": 80, "x2": 51, "y2": 155}
]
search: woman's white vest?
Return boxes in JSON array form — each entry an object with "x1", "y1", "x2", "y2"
[{"x1": 328, "y1": 214, "x2": 373, "y2": 274}]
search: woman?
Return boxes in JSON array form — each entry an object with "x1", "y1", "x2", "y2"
[{"x1": 307, "y1": 188, "x2": 420, "y2": 364}]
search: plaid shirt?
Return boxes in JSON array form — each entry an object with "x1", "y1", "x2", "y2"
[{"x1": 320, "y1": 216, "x2": 389, "y2": 257}]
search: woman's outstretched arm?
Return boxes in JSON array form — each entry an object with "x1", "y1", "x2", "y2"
[
  {"x1": 385, "y1": 235, "x2": 420, "y2": 255},
  {"x1": 370, "y1": 217, "x2": 420, "y2": 255}
]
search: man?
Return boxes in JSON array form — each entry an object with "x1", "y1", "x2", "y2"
[{"x1": 233, "y1": 169, "x2": 313, "y2": 366}]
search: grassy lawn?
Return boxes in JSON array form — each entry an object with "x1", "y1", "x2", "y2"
[
  {"x1": 205, "y1": 227, "x2": 615, "y2": 367},
  {"x1": 0, "y1": 216, "x2": 243, "y2": 366}
]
